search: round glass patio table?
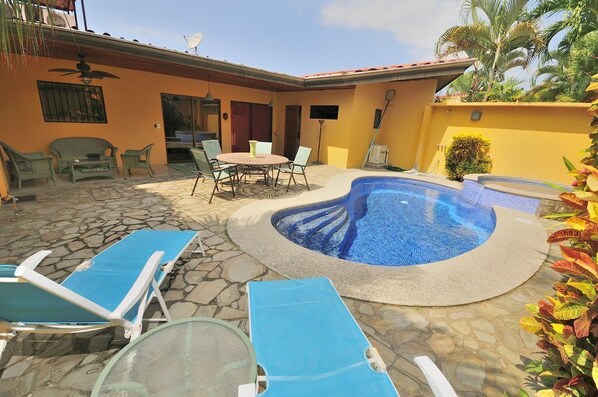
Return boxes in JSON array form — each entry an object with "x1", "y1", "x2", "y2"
[{"x1": 91, "y1": 317, "x2": 256, "y2": 397}]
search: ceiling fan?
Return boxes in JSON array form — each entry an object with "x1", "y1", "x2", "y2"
[{"x1": 48, "y1": 52, "x2": 119, "y2": 85}]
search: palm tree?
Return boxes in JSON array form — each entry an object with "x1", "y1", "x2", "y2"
[
  {"x1": 0, "y1": 0, "x2": 53, "y2": 68},
  {"x1": 528, "y1": 32, "x2": 598, "y2": 102},
  {"x1": 436, "y1": 0, "x2": 544, "y2": 101},
  {"x1": 530, "y1": 0, "x2": 598, "y2": 55}
]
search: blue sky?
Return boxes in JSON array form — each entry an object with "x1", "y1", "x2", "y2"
[
  {"x1": 80, "y1": 0, "x2": 465, "y2": 75},
  {"x1": 79, "y1": 0, "x2": 541, "y2": 84}
]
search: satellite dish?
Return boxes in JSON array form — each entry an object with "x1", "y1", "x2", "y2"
[{"x1": 184, "y1": 32, "x2": 203, "y2": 54}]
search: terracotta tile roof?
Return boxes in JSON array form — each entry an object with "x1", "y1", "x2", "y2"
[{"x1": 304, "y1": 57, "x2": 473, "y2": 79}]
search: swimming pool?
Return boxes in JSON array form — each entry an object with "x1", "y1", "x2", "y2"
[{"x1": 273, "y1": 177, "x2": 496, "y2": 266}]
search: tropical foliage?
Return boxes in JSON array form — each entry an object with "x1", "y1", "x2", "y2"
[
  {"x1": 527, "y1": 32, "x2": 598, "y2": 103},
  {"x1": 521, "y1": 75, "x2": 598, "y2": 396},
  {"x1": 529, "y1": 0, "x2": 598, "y2": 55},
  {"x1": 0, "y1": 0, "x2": 55, "y2": 68},
  {"x1": 436, "y1": 0, "x2": 543, "y2": 101},
  {"x1": 444, "y1": 134, "x2": 492, "y2": 181}
]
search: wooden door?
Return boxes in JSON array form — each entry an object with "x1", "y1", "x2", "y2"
[
  {"x1": 231, "y1": 101, "x2": 272, "y2": 152},
  {"x1": 231, "y1": 102, "x2": 250, "y2": 152},
  {"x1": 284, "y1": 105, "x2": 301, "y2": 159},
  {"x1": 251, "y1": 104, "x2": 272, "y2": 142}
]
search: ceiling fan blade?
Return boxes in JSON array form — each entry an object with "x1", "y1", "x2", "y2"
[
  {"x1": 60, "y1": 71, "x2": 80, "y2": 76},
  {"x1": 90, "y1": 71, "x2": 120, "y2": 79},
  {"x1": 48, "y1": 68, "x2": 78, "y2": 73}
]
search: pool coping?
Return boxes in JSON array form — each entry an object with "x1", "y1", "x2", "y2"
[{"x1": 227, "y1": 170, "x2": 549, "y2": 306}]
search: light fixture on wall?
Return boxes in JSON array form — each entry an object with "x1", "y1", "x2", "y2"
[
  {"x1": 470, "y1": 111, "x2": 482, "y2": 121},
  {"x1": 268, "y1": 87, "x2": 274, "y2": 107},
  {"x1": 205, "y1": 75, "x2": 214, "y2": 100}
]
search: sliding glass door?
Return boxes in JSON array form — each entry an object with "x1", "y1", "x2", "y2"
[{"x1": 161, "y1": 93, "x2": 221, "y2": 163}]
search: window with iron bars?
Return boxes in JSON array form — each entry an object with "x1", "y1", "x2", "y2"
[{"x1": 37, "y1": 81, "x2": 107, "y2": 123}]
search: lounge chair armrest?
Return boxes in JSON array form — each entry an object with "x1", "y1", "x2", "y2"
[
  {"x1": 110, "y1": 251, "x2": 165, "y2": 319},
  {"x1": 414, "y1": 356, "x2": 458, "y2": 397},
  {"x1": 15, "y1": 250, "x2": 52, "y2": 271},
  {"x1": 14, "y1": 257, "x2": 114, "y2": 320},
  {"x1": 238, "y1": 383, "x2": 257, "y2": 397},
  {"x1": 107, "y1": 147, "x2": 118, "y2": 157}
]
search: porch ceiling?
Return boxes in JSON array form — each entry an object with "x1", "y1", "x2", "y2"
[{"x1": 25, "y1": 26, "x2": 474, "y2": 92}]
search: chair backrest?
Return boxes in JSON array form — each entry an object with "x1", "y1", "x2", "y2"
[
  {"x1": 202, "y1": 140, "x2": 222, "y2": 161},
  {"x1": 293, "y1": 146, "x2": 312, "y2": 166},
  {"x1": 189, "y1": 148, "x2": 215, "y2": 180},
  {"x1": 0, "y1": 141, "x2": 33, "y2": 172},
  {"x1": 256, "y1": 142, "x2": 272, "y2": 155},
  {"x1": 0, "y1": 265, "x2": 107, "y2": 323},
  {"x1": 50, "y1": 137, "x2": 115, "y2": 159},
  {"x1": 140, "y1": 143, "x2": 153, "y2": 160}
]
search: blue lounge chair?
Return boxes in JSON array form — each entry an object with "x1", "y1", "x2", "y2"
[
  {"x1": 0, "y1": 230, "x2": 203, "y2": 354},
  {"x1": 247, "y1": 277, "x2": 399, "y2": 397}
]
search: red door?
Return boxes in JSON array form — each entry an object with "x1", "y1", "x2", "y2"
[{"x1": 231, "y1": 101, "x2": 272, "y2": 152}]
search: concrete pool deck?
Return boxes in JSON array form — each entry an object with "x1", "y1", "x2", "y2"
[{"x1": 228, "y1": 171, "x2": 550, "y2": 306}]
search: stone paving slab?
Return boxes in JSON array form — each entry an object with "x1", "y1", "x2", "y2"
[{"x1": 0, "y1": 165, "x2": 561, "y2": 396}]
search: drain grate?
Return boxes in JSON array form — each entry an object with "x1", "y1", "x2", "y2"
[
  {"x1": 14, "y1": 194, "x2": 36, "y2": 202},
  {"x1": 88, "y1": 187, "x2": 125, "y2": 202}
]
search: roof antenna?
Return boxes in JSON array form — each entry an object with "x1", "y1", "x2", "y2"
[{"x1": 183, "y1": 32, "x2": 203, "y2": 54}]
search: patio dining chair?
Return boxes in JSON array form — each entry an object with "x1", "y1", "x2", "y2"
[
  {"x1": 190, "y1": 148, "x2": 238, "y2": 204},
  {"x1": 0, "y1": 141, "x2": 56, "y2": 190},
  {"x1": 243, "y1": 141, "x2": 272, "y2": 183},
  {"x1": 121, "y1": 143, "x2": 154, "y2": 179},
  {"x1": 274, "y1": 146, "x2": 312, "y2": 192}
]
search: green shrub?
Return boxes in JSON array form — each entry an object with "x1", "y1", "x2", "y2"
[{"x1": 444, "y1": 134, "x2": 492, "y2": 181}]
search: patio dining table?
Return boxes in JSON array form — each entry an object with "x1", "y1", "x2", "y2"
[{"x1": 216, "y1": 152, "x2": 289, "y2": 186}]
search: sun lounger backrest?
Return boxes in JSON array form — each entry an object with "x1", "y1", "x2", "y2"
[
  {"x1": 0, "y1": 265, "x2": 107, "y2": 323},
  {"x1": 248, "y1": 277, "x2": 399, "y2": 397}
]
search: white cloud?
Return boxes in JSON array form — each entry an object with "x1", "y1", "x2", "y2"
[{"x1": 319, "y1": 0, "x2": 462, "y2": 59}]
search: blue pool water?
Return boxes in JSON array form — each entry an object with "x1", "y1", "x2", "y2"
[{"x1": 272, "y1": 177, "x2": 496, "y2": 266}]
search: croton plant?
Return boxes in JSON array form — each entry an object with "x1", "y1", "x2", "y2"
[{"x1": 520, "y1": 74, "x2": 598, "y2": 397}]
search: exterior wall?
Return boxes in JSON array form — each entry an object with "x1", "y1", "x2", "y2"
[
  {"x1": 0, "y1": 55, "x2": 274, "y2": 193},
  {"x1": 417, "y1": 103, "x2": 592, "y2": 184},
  {"x1": 376, "y1": 80, "x2": 438, "y2": 169},
  {"x1": 274, "y1": 79, "x2": 436, "y2": 169},
  {"x1": 276, "y1": 89, "x2": 356, "y2": 167}
]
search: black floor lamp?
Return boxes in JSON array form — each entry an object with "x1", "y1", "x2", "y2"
[{"x1": 314, "y1": 120, "x2": 324, "y2": 164}]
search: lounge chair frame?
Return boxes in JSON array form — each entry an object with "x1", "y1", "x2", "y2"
[{"x1": 0, "y1": 230, "x2": 203, "y2": 355}]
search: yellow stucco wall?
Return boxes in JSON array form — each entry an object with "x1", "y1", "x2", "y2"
[
  {"x1": 418, "y1": 103, "x2": 593, "y2": 184},
  {"x1": 0, "y1": 55, "x2": 275, "y2": 194},
  {"x1": 274, "y1": 80, "x2": 436, "y2": 169},
  {"x1": 375, "y1": 80, "x2": 438, "y2": 169},
  {"x1": 276, "y1": 89, "x2": 356, "y2": 167}
]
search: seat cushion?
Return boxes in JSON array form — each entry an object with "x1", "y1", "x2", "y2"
[{"x1": 0, "y1": 265, "x2": 17, "y2": 277}]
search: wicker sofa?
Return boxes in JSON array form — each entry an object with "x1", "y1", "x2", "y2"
[{"x1": 50, "y1": 137, "x2": 118, "y2": 175}]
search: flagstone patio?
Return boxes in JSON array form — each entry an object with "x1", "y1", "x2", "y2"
[{"x1": 0, "y1": 165, "x2": 560, "y2": 396}]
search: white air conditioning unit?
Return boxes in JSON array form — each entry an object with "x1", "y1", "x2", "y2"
[
  {"x1": 368, "y1": 144, "x2": 388, "y2": 165},
  {"x1": 42, "y1": 8, "x2": 76, "y2": 28},
  {"x1": 10, "y1": 3, "x2": 76, "y2": 28}
]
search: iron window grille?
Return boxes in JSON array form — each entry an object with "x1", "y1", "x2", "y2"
[{"x1": 37, "y1": 81, "x2": 107, "y2": 123}]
